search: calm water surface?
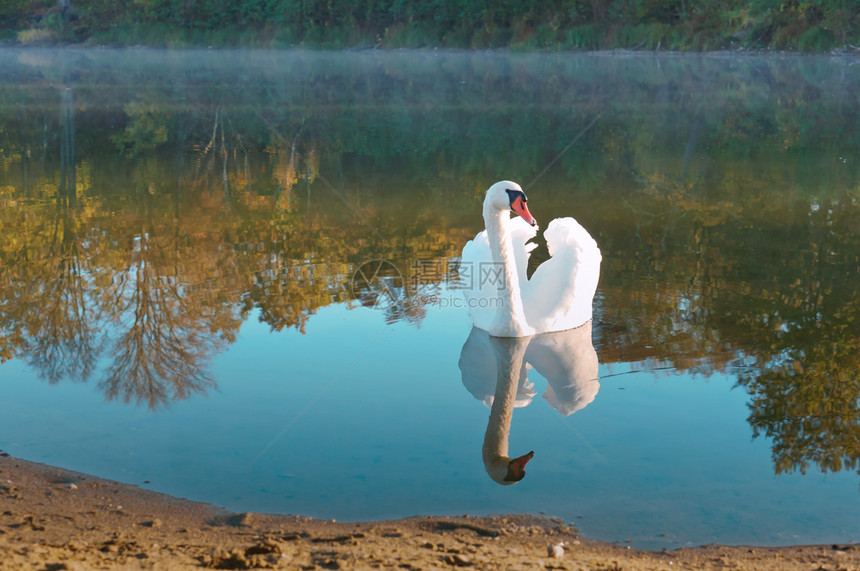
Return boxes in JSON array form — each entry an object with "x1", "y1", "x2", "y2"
[{"x1": 0, "y1": 48, "x2": 858, "y2": 549}]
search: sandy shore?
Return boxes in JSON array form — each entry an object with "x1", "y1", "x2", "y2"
[{"x1": 1, "y1": 455, "x2": 858, "y2": 570}]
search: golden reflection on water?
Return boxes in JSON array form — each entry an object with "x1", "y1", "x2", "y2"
[{"x1": 0, "y1": 50, "x2": 858, "y2": 477}]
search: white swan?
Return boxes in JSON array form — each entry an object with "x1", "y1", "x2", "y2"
[{"x1": 460, "y1": 181, "x2": 602, "y2": 337}]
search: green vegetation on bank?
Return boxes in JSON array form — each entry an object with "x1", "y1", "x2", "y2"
[{"x1": 1, "y1": 0, "x2": 859, "y2": 51}]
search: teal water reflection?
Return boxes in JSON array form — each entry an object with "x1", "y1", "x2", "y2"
[
  {"x1": 2, "y1": 299, "x2": 856, "y2": 548},
  {"x1": 0, "y1": 48, "x2": 858, "y2": 549}
]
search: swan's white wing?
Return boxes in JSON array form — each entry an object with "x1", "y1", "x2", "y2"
[
  {"x1": 522, "y1": 217, "x2": 601, "y2": 334},
  {"x1": 523, "y1": 322, "x2": 599, "y2": 416},
  {"x1": 459, "y1": 231, "x2": 496, "y2": 332},
  {"x1": 460, "y1": 216, "x2": 537, "y2": 332}
]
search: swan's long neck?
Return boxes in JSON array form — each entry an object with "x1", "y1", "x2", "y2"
[
  {"x1": 483, "y1": 202, "x2": 530, "y2": 337},
  {"x1": 482, "y1": 336, "x2": 530, "y2": 484}
]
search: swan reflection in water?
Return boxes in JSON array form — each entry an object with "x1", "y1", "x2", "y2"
[{"x1": 458, "y1": 322, "x2": 599, "y2": 484}]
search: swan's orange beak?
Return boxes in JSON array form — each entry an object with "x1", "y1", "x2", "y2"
[
  {"x1": 504, "y1": 451, "x2": 535, "y2": 482},
  {"x1": 511, "y1": 196, "x2": 537, "y2": 227}
]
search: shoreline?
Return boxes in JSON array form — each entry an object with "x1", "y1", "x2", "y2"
[
  {"x1": 1, "y1": 455, "x2": 858, "y2": 570},
  {"x1": 2, "y1": 41, "x2": 860, "y2": 56}
]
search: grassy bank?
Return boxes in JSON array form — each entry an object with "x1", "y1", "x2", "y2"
[{"x1": 2, "y1": 0, "x2": 859, "y2": 51}]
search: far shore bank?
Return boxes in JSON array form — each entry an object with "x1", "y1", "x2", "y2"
[{"x1": 3, "y1": 40, "x2": 860, "y2": 56}]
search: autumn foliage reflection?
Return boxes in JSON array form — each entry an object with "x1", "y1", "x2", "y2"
[{"x1": 0, "y1": 51, "x2": 857, "y2": 479}]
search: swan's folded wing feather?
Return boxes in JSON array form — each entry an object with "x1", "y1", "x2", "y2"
[
  {"x1": 523, "y1": 217, "x2": 601, "y2": 334},
  {"x1": 459, "y1": 231, "x2": 497, "y2": 331}
]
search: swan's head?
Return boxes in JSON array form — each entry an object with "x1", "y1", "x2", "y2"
[
  {"x1": 486, "y1": 450, "x2": 535, "y2": 485},
  {"x1": 485, "y1": 181, "x2": 537, "y2": 227}
]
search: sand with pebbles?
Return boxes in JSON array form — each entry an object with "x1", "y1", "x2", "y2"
[{"x1": 1, "y1": 455, "x2": 858, "y2": 570}]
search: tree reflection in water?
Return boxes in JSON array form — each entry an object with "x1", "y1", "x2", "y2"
[
  {"x1": 98, "y1": 229, "x2": 232, "y2": 409},
  {"x1": 0, "y1": 50, "x2": 856, "y2": 477}
]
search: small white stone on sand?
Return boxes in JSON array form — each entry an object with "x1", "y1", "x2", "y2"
[{"x1": 547, "y1": 542, "x2": 565, "y2": 558}]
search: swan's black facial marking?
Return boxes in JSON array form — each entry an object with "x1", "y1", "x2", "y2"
[
  {"x1": 505, "y1": 187, "x2": 537, "y2": 227},
  {"x1": 505, "y1": 188, "x2": 528, "y2": 208}
]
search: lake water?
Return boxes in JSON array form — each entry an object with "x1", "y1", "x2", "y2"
[{"x1": 0, "y1": 48, "x2": 858, "y2": 550}]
